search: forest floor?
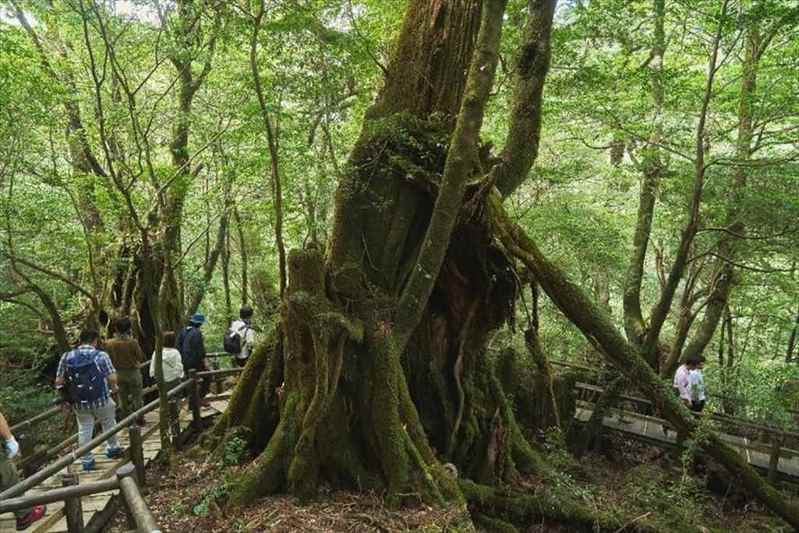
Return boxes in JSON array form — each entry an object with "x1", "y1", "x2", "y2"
[{"x1": 104, "y1": 430, "x2": 797, "y2": 533}]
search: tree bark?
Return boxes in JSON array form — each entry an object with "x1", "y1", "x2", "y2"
[
  {"x1": 233, "y1": 207, "x2": 249, "y2": 305},
  {"x1": 224, "y1": 1, "x2": 566, "y2": 513},
  {"x1": 250, "y1": 0, "x2": 287, "y2": 298},
  {"x1": 186, "y1": 211, "x2": 229, "y2": 317},
  {"x1": 786, "y1": 305, "x2": 799, "y2": 363},
  {"x1": 622, "y1": 0, "x2": 665, "y2": 351}
]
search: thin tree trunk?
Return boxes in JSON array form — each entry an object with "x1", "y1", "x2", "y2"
[
  {"x1": 250, "y1": 0, "x2": 287, "y2": 297},
  {"x1": 233, "y1": 207, "x2": 249, "y2": 305},
  {"x1": 678, "y1": 19, "x2": 761, "y2": 365},
  {"x1": 786, "y1": 305, "x2": 799, "y2": 363},
  {"x1": 186, "y1": 212, "x2": 228, "y2": 317},
  {"x1": 622, "y1": 0, "x2": 664, "y2": 351},
  {"x1": 222, "y1": 221, "x2": 233, "y2": 321}
]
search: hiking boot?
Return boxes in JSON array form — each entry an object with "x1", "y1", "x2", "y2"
[
  {"x1": 106, "y1": 447, "x2": 124, "y2": 459},
  {"x1": 16, "y1": 505, "x2": 46, "y2": 531},
  {"x1": 82, "y1": 459, "x2": 96, "y2": 471}
]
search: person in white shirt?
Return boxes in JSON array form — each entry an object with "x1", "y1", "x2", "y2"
[
  {"x1": 688, "y1": 358, "x2": 706, "y2": 412},
  {"x1": 229, "y1": 305, "x2": 256, "y2": 367},
  {"x1": 673, "y1": 355, "x2": 703, "y2": 407},
  {"x1": 150, "y1": 330, "x2": 185, "y2": 390}
]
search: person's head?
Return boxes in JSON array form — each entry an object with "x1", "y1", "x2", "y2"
[
  {"x1": 78, "y1": 329, "x2": 100, "y2": 347},
  {"x1": 239, "y1": 305, "x2": 254, "y2": 321},
  {"x1": 189, "y1": 313, "x2": 206, "y2": 327},
  {"x1": 163, "y1": 331, "x2": 176, "y2": 348},
  {"x1": 685, "y1": 355, "x2": 706, "y2": 370},
  {"x1": 113, "y1": 316, "x2": 132, "y2": 336}
]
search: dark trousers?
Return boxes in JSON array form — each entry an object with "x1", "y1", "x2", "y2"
[{"x1": 690, "y1": 400, "x2": 705, "y2": 412}]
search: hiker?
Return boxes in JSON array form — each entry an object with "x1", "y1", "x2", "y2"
[
  {"x1": 104, "y1": 316, "x2": 146, "y2": 421},
  {"x1": 225, "y1": 305, "x2": 256, "y2": 367},
  {"x1": 688, "y1": 356, "x2": 707, "y2": 412},
  {"x1": 177, "y1": 314, "x2": 210, "y2": 408},
  {"x1": 55, "y1": 329, "x2": 124, "y2": 471},
  {"x1": 150, "y1": 330, "x2": 185, "y2": 392},
  {"x1": 1, "y1": 410, "x2": 46, "y2": 530},
  {"x1": 673, "y1": 355, "x2": 701, "y2": 407}
]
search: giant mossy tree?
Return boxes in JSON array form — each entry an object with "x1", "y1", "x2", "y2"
[
  {"x1": 215, "y1": 0, "x2": 799, "y2": 529},
  {"x1": 218, "y1": 0, "x2": 559, "y2": 510}
]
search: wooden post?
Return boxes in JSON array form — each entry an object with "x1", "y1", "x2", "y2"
[
  {"x1": 117, "y1": 464, "x2": 160, "y2": 533},
  {"x1": 212, "y1": 358, "x2": 223, "y2": 395},
  {"x1": 768, "y1": 433, "x2": 784, "y2": 484},
  {"x1": 169, "y1": 399, "x2": 181, "y2": 445},
  {"x1": 128, "y1": 425, "x2": 145, "y2": 487},
  {"x1": 189, "y1": 369, "x2": 201, "y2": 428},
  {"x1": 61, "y1": 473, "x2": 84, "y2": 533}
]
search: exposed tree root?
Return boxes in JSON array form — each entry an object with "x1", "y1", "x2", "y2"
[{"x1": 460, "y1": 479, "x2": 621, "y2": 532}]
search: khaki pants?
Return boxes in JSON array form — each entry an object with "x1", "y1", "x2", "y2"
[
  {"x1": 0, "y1": 452, "x2": 30, "y2": 519},
  {"x1": 117, "y1": 368, "x2": 143, "y2": 419}
]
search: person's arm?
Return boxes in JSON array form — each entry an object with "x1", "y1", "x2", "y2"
[
  {"x1": 199, "y1": 331, "x2": 206, "y2": 359},
  {"x1": 100, "y1": 353, "x2": 119, "y2": 394},
  {"x1": 1, "y1": 411, "x2": 19, "y2": 459},
  {"x1": 108, "y1": 373, "x2": 119, "y2": 394},
  {"x1": 55, "y1": 353, "x2": 66, "y2": 388},
  {"x1": 136, "y1": 342, "x2": 146, "y2": 363},
  {"x1": 0, "y1": 411, "x2": 12, "y2": 441}
]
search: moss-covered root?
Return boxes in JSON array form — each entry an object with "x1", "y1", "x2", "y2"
[
  {"x1": 209, "y1": 328, "x2": 276, "y2": 444},
  {"x1": 228, "y1": 395, "x2": 300, "y2": 506},
  {"x1": 460, "y1": 479, "x2": 621, "y2": 532},
  {"x1": 473, "y1": 513, "x2": 519, "y2": 533}
]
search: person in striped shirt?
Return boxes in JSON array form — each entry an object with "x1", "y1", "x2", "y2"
[{"x1": 55, "y1": 329, "x2": 124, "y2": 471}]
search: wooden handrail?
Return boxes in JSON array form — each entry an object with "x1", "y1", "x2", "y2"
[
  {"x1": 9, "y1": 405, "x2": 61, "y2": 434},
  {"x1": 10, "y1": 352, "x2": 233, "y2": 433},
  {"x1": 2, "y1": 364, "x2": 243, "y2": 500},
  {"x1": 574, "y1": 382, "x2": 799, "y2": 439},
  {"x1": 0, "y1": 379, "x2": 193, "y2": 500},
  {"x1": 0, "y1": 478, "x2": 120, "y2": 514},
  {"x1": 118, "y1": 463, "x2": 161, "y2": 533}
]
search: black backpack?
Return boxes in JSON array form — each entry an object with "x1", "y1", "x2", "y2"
[
  {"x1": 223, "y1": 324, "x2": 248, "y2": 355},
  {"x1": 64, "y1": 350, "x2": 106, "y2": 406}
]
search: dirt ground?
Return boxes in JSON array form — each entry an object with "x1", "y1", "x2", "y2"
[{"x1": 105, "y1": 431, "x2": 797, "y2": 533}]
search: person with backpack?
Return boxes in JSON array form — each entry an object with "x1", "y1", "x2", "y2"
[
  {"x1": 104, "y1": 317, "x2": 146, "y2": 421},
  {"x1": 1, "y1": 409, "x2": 46, "y2": 530},
  {"x1": 177, "y1": 313, "x2": 210, "y2": 408},
  {"x1": 225, "y1": 305, "x2": 256, "y2": 367},
  {"x1": 55, "y1": 329, "x2": 124, "y2": 471}
]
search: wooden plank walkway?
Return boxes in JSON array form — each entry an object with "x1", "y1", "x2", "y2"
[
  {"x1": 575, "y1": 403, "x2": 799, "y2": 478},
  {"x1": 1, "y1": 399, "x2": 229, "y2": 533}
]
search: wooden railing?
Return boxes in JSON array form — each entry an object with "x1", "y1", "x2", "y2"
[
  {"x1": 1, "y1": 366, "x2": 242, "y2": 501},
  {"x1": 0, "y1": 463, "x2": 158, "y2": 533},
  {"x1": 11, "y1": 352, "x2": 233, "y2": 467},
  {"x1": 572, "y1": 380, "x2": 799, "y2": 482}
]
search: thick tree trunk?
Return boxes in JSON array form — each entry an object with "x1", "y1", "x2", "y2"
[{"x1": 222, "y1": 2, "x2": 568, "y2": 519}]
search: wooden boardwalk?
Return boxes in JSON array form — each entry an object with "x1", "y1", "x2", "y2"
[
  {"x1": 575, "y1": 403, "x2": 799, "y2": 478},
  {"x1": 1, "y1": 399, "x2": 229, "y2": 533}
]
